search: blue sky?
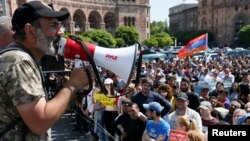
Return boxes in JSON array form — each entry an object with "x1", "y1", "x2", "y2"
[{"x1": 150, "y1": 0, "x2": 198, "y2": 23}]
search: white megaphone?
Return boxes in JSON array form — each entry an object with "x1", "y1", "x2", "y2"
[{"x1": 57, "y1": 37, "x2": 138, "y2": 85}]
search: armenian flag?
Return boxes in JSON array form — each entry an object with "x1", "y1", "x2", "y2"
[{"x1": 178, "y1": 34, "x2": 207, "y2": 59}]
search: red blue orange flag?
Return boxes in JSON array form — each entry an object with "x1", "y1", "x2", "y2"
[{"x1": 178, "y1": 34, "x2": 207, "y2": 59}]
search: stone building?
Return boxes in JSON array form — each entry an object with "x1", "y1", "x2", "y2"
[
  {"x1": 1, "y1": 0, "x2": 150, "y2": 42},
  {"x1": 169, "y1": 0, "x2": 198, "y2": 33},
  {"x1": 198, "y1": 0, "x2": 250, "y2": 46}
]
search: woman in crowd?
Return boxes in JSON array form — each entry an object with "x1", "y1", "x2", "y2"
[
  {"x1": 174, "y1": 116, "x2": 198, "y2": 132},
  {"x1": 174, "y1": 116, "x2": 206, "y2": 141},
  {"x1": 209, "y1": 81, "x2": 225, "y2": 97},
  {"x1": 156, "y1": 83, "x2": 174, "y2": 104},
  {"x1": 228, "y1": 82, "x2": 240, "y2": 102}
]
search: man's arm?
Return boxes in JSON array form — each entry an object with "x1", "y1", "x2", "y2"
[
  {"x1": 142, "y1": 130, "x2": 150, "y2": 141},
  {"x1": 17, "y1": 68, "x2": 88, "y2": 135},
  {"x1": 155, "y1": 135, "x2": 166, "y2": 141},
  {"x1": 111, "y1": 115, "x2": 124, "y2": 136},
  {"x1": 142, "y1": 130, "x2": 166, "y2": 141},
  {"x1": 155, "y1": 93, "x2": 171, "y2": 116}
]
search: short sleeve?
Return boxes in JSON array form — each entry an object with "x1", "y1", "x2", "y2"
[{"x1": 5, "y1": 59, "x2": 45, "y2": 106}]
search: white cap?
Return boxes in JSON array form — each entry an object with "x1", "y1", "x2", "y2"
[{"x1": 104, "y1": 78, "x2": 113, "y2": 85}]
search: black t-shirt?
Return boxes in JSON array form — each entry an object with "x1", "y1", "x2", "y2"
[
  {"x1": 124, "y1": 118, "x2": 146, "y2": 141},
  {"x1": 187, "y1": 92, "x2": 200, "y2": 110},
  {"x1": 131, "y1": 91, "x2": 171, "y2": 116}
]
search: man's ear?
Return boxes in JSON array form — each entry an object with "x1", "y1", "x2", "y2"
[{"x1": 24, "y1": 23, "x2": 36, "y2": 38}]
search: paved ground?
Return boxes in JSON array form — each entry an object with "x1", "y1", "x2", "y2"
[{"x1": 51, "y1": 112, "x2": 87, "y2": 141}]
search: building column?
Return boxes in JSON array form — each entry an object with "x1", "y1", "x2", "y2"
[
  {"x1": 85, "y1": 22, "x2": 90, "y2": 31},
  {"x1": 100, "y1": 22, "x2": 105, "y2": 30},
  {"x1": 69, "y1": 21, "x2": 75, "y2": 35}
]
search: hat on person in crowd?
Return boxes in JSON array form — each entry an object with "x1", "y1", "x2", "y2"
[
  {"x1": 176, "y1": 92, "x2": 188, "y2": 101},
  {"x1": 201, "y1": 86, "x2": 209, "y2": 91},
  {"x1": 12, "y1": 1, "x2": 69, "y2": 32},
  {"x1": 199, "y1": 101, "x2": 212, "y2": 110},
  {"x1": 104, "y1": 78, "x2": 113, "y2": 85},
  {"x1": 143, "y1": 102, "x2": 163, "y2": 113}
]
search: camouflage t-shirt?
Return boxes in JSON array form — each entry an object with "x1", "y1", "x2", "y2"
[{"x1": 0, "y1": 48, "x2": 50, "y2": 141}]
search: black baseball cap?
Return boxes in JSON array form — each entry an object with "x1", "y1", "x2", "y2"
[
  {"x1": 12, "y1": 1, "x2": 69, "y2": 32},
  {"x1": 176, "y1": 92, "x2": 188, "y2": 101}
]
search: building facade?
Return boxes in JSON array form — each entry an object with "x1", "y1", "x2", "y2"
[
  {"x1": 169, "y1": 1, "x2": 198, "y2": 33},
  {"x1": 1, "y1": 0, "x2": 150, "y2": 42},
  {"x1": 198, "y1": 0, "x2": 250, "y2": 46}
]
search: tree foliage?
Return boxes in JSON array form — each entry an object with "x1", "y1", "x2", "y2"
[
  {"x1": 150, "y1": 21, "x2": 168, "y2": 36},
  {"x1": 143, "y1": 32, "x2": 173, "y2": 47},
  {"x1": 238, "y1": 25, "x2": 250, "y2": 47},
  {"x1": 115, "y1": 26, "x2": 139, "y2": 46},
  {"x1": 115, "y1": 38, "x2": 125, "y2": 47},
  {"x1": 82, "y1": 29, "x2": 116, "y2": 48},
  {"x1": 143, "y1": 38, "x2": 158, "y2": 47},
  {"x1": 174, "y1": 30, "x2": 214, "y2": 46},
  {"x1": 62, "y1": 33, "x2": 93, "y2": 43}
]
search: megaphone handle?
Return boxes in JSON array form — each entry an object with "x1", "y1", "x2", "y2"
[
  {"x1": 74, "y1": 55, "x2": 83, "y2": 68},
  {"x1": 82, "y1": 68, "x2": 93, "y2": 95}
]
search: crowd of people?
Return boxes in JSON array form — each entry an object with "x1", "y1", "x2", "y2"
[
  {"x1": 71, "y1": 50, "x2": 250, "y2": 141},
  {"x1": 1, "y1": 1, "x2": 250, "y2": 141}
]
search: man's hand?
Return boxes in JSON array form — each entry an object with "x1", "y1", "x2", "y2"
[
  {"x1": 66, "y1": 68, "x2": 89, "y2": 91},
  {"x1": 121, "y1": 132, "x2": 127, "y2": 141}
]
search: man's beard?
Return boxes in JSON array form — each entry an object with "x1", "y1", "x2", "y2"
[
  {"x1": 181, "y1": 88, "x2": 188, "y2": 92},
  {"x1": 35, "y1": 28, "x2": 56, "y2": 56}
]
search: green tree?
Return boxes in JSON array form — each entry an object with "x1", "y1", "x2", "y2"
[
  {"x1": 150, "y1": 21, "x2": 168, "y2": 36},
  {"x1": 115, "y1": 38, "x2": 125, "y2": 47},
  {"x1": 143, "y1": 38, "x2": 158, "y2": 47},
  {"x1": 115, "y1": 26, "x2": 139, "y2": 46},
  {"x1": 173, "y1": 31, "x2": 214, "y2": 46},
  {"x1": 143, "y1": 32, "x2": 173, "y2": 48},
  {"x1": 62, "y1": 33, "x2": 93, "y2": 43},
  {"x1": 152, "y1": 32, "x2": 173, "y2": 47},
  {"x1": 76, "y1": 34, "x2": 93, "y2": 43},
  {"x1": 238, "y1": 25, "x2": 250, "y2": 47},
  {"x1": 82, "y1": 29, "x2": 116, "y2": 48}
]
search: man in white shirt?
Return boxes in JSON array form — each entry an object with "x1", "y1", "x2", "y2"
[{"x1": 168, "y1": 92, "x2": 203, "y2": 132}]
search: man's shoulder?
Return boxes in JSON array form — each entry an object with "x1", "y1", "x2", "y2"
[
  {"x1": 187, "y1": 107, "x2": 200, "y2": 116},
  {"x1": 0, "y1": 49, "x2": 32, "y2": 63},
  {"x1": 0, "y1": 49, "x2": 34, "y2": 74},
  {"x1": 159, "y1": 120, "x2": 170, "y2": 130},
  {"x1": 149, "y1": 91, "x2": 162, "y2": 98},
  {"x1": 132, "y1": 92, "x2": 142, "y2": 98},
  {"x1": 168, "y1": 111, "x2": 176, "y2": 118}
]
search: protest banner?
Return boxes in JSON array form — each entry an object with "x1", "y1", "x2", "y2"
[
  {"x1": 169, "y1": 130, "x2": 188, "y2": 141},
  {"x1": 93, "y1": 93, "x2": 116, "y2": 109}
]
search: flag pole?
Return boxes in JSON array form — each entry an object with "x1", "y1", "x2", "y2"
[{"x1": 205, "y1": 33, "x2": 208, "y2": 65}]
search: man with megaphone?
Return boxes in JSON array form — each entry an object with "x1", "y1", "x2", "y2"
[{"x1": 0, "y1": 1, "x2": 89, "y2": 141}]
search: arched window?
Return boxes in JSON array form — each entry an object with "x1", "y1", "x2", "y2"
[
  {"x1": 132, "y1": 17, "x2": 135, "y2": 26},
  {"x1": 124, "y1": 17, "x2": 128, "y2": 25}
]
